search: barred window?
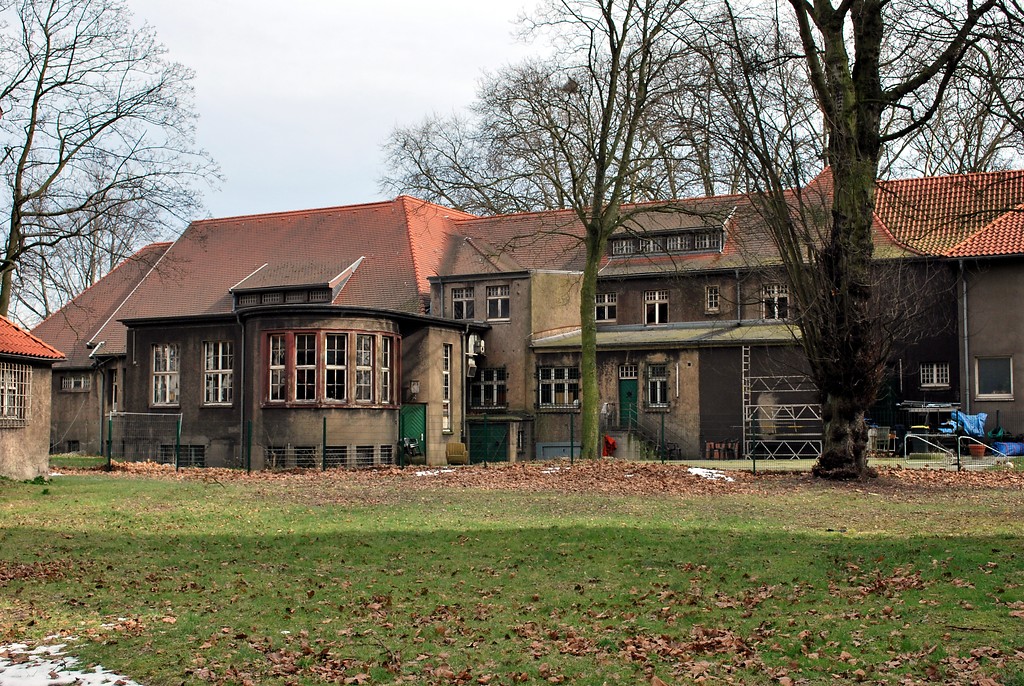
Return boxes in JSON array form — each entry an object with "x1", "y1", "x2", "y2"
[
  {"x1": 647, "y1": 365, "x2": 669, "y2": 407},
  {"x1": 0, "y1": 361, "x2": 31, "y2": 426},
  {"x1": 538, "y1": 366, "x2": 580, "y2": 408},
  {"x1": 470, "y1": 367, "x2": 507, "y2": 408}
]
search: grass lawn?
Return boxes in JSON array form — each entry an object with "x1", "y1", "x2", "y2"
[{"x1": 1, "y1": 465, "x2": 1022, "y2": 685}]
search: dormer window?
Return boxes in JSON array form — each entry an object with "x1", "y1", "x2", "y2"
[
  {"x1": 609, "y1": 229, "x2": 724, "y2": 257},
  {"x1": 237, "y1": 293, "x2": 258, "y2": 307}
]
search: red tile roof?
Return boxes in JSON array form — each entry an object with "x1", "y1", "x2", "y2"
[
  {"x1": 876, "y1": 170, "x2": 1024, "y2": 256},
  {"x1": 32, "y1": 242, "x2": 170, "y2": 367},
  {"x1": 0, "y1": 315, "x2": 64, "y2": 361}
]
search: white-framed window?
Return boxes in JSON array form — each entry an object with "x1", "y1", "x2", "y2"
[
  {"x1": 268, "y1": 334, "x2": 287, "y2": 402},
  {"x1": 294, "y1": 333, "x2": 317, "y2": 401},
  {"x1": 596, "y1": 292, "x2": 617, "y2": 322},
  {"x1": 665, "y1": 235, "x2": 686, "y2": 252},
  {"x1": 60, "y1": 374, "x2": 91, "y2": 392},
  {"x1": 452, "y1": 287, "x2": 475, "y2": 319},
  {"x1": 355, "y1": 334, "x2": 374, "y2": 402},
  {"x1": 538, "y1": 366, "x2": 580, "y2": 408},
  {"x1": 486, "y1": 285, "x2": 510, "y2": 320},
  {"x1": 920, "y1": 361, "x2": 950, "y2": 388},
  {"x1": 619, "y1": 364, "x2": 638, "y2": 379},
  {"x1": 471, "y1": 367, "x2": 507, "y2": 408},
  {"x1": 645, "y1": 290, "x2": 669, "y2": 325},
  {"x1": 261, "y1": 292, "x2": 283, "y2": 304},
  {"x1": 762, "y1": 284, "x2": 789, "y2": 320},
  {"x1": 0, "y1": 361, "x2": 31, "y2": 426},
  {"x1": 611, "y1": 239, "x2": 635, "y2": 255},
  {"x1": 204, "y1": 341, "x2": 234, "y2": 405},
  {"x1": 236, "y1": 293, "x2": 258, "y2": 307},
  {"x1": 705, "y1": 285, "x2": 721, "y2": 314},
  {"x1": 325, "y1": 333, "x2": 347, "y2": 401},
  {"x1": 638, "y1": 237, "x2": 661, "y2": 253},
  {"x1": 442, "y1": 343, "x2": 452, "y2": 432},
  {"x1": 647, "y1": 364, "x2": 669, "y2": 407},
  {"x1": 976, "y1": 356, "x2": 1012, "y2": 399},
  {"x1": 381, "y1": 337, "x2": 393, "y2": 404},
  {"x1": 695, "y1": 231, "x2": 723, "y2": 251},
  {"x1": 151, "y1": 343, "x2": 180, "y2": 406}
]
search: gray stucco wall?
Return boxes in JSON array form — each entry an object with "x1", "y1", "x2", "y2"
[{"x1": 0, "y1": 362, "x2": 53, "y2": 480}]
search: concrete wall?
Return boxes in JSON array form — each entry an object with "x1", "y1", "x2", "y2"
[{"x1": 0, "y1": 362, "x2": 53, "y2": 480}]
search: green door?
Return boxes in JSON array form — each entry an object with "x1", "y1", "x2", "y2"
[
  {"x1": 469, "y1": 420, "x2": 510, "y2": 463},
  {"x1": 619, "y1": 378, "x2": 638, "y2": 429},
  {"x1": 399, "y1": 404, "x2": 427, "y2": 460}
]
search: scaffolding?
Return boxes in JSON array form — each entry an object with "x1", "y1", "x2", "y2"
[{"x1": 742, "y1": 346, "x2": 822, "y2": 460}]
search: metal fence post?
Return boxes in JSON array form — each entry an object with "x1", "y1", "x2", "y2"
[
  {"x1": 569, "y1": 412, "x2": 574, "y2": 465},
  {"x1": 246, "y1": 419, "x2": 252, "y2": 473},
  {"x1": 660, "y1": 413, "x2": 666, "y2": 463},
  {"x1": 106, "y1": 415, "x2": 113, "y2": 471},
  {"x1": 175, "y1": 416, "x2": 182, "y2": 470},
  {"x1": 322, "y1": 416, "x2": 327, "y2": 471}
]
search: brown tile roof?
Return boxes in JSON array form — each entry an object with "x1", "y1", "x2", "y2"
[
  {"x1": 32, "y1": 242, "x2": 170, "y2": 368},
  {"x1": 90, "y1": 198, "x2": 469, "y2": 353},
  {"x1": 875, "y1": 170, "x2": 1024, "y2": 256},
  {"x1": 1, "y1": 315, "x2": 64, "y2": 362}
]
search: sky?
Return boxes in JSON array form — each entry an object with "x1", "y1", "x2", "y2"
[{"x1": 127, "y1": 1, "x2": 538, "y2": 221}]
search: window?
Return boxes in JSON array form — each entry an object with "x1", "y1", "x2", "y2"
[
  {"x1": 611, "y1": 239, "x2": 635, "y2": 255},
  {"x1": 0, "y1": 361, "x2": 30, "y2": 426},
  {"x1": 596, "y1": 293, "x2": 617, "y2": 322},
  {"x1": 452, "y1": 287, "x2": 475, "y2": 319},
  {"x1": 261, "y1": 292, "x2": 282, "y2": 304},
  {"x1": 381, "y1": 337, "x2": 393, "y2": 404},
  {"x1": 379, "y1": 444, "x2": 394, "y2": 465},
  {"x1": 204, "y1": 341, "x2": 234, "y2": 405},
  {"x1": 355, "y1": 334, "x2": 374, "y2": 402},
  {"x1": 285, "y1": 290, "x2": 307, "y2": 304},
  {"x1": 920, "y1": 361, "x2": 950, "y2": 388},
  {"x1": 645, "y1": 290, "x2": 669, "y2": 325},
  {"x1": 638, "y1": 237, "x2": 661, "y2": 253},
  {"x1": 325, "y1": 333, "x2": 347, "y2": 401},
  {"x1": 762, "y1": 284, "x2": 789, "y2": 320},
  {"x1": 538, "y1": 366, "x2": 580, "y2": 408},
  {"x1": 486, "y1": 285, "x2": 510, "y2": 320},
  {"x1": 442, "y1": 344, "x2": 452, "y2": 432},
  {"x1": 705, "y1": 285, "x2": 721, "y2": 314},
  {"x1": 976, "y1": 357, "x2": 1012, "y2": 399},
  {"x1": 471, "y1": 367, "x2": 507, "y2": 408},
  {"x1": 309, "y1": 289, "x2": 331, "y2": 302},
  {"x1": 647, "y1": 365, "x2": 669, "y2": 407},
  {"x1": 151, "y1": 343, "x2": 180, "y2": 406},
  {"x1": 294, "y1": 333, "x2": 317, "y2": 401},
  {"x1": 268, "y1": 334, "x2": 287, "y2": 401},
  {"x1": 355, "y1": 445, "x2": 375, "y2": 468},
  {"x1": 619, "y1": 364, "x2": 637, "y2": 380},
  {"x1": 694, "y1": 231, "x2": 722, "y2": 251},
  {"x1": 293, "y1": 446, "x2": 317, "y2": 468},
  {"x1": 60, "y1": 374, "x2": 91, "y2": 392},
  {"x1": 236, "y1": 293, "x2": 258, "y2": 307},
  {"x1": 324, "y1": 445, "x2": 348, "y2": 468},
  {"x1": 665, "y1": 235, "x2": 686, "y2": 252}
]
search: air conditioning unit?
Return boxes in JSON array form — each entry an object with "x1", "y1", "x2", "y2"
[
  {"x1": 468, "y1": 334, "x2": 485, "y2": 356},
  {"x1": 466, "y1": 357, "x2": 478, "y2": 378}
]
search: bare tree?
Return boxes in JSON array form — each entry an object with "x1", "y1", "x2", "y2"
[
  {"x1": 688, "y1": 0, "x2": 1017, "y2": 478},
  {"x1": 0, "y1": 0, "x2": 216, "y2": 322}
]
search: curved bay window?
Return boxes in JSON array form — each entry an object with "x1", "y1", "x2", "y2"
[{"x1": 264, "y1": 330, "x2": 397, "y2": 406}]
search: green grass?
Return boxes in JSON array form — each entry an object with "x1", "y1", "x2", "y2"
[
  {"x1": 1, "y1": 473, "x2": 1022, "y2": 685},
  {"x1": 49, "y1": 453, "x2": 108, "y2": 469}
]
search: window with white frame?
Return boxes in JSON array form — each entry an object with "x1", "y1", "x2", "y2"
[
  {"x1": 268, "y1": 334, "x2": 286, "y2": 401},
  {"x1": 647, "y1": 365, "x2": 669, "y2": 407},
  {"x1": 694, "y1": 231, "x2": 722, "y2": 251},
  {"x1": 619, "y1": 364, "x2": 637, "y2": 379},
  {"x1": 60, "y1": 374, "x2": 91, "y2": 392},
  {"x1": 665, "y1": 235, "x2": 686, "y2": 252},
  {"x1": 645, "y1": 290, "x2": 669, "y2": 325},
  {"x1": 151, "y1": 343, "x2": 180, "y2": 406},
  {"x1": 920, "y1": 361, "x2": 950, "y2": 388},
  {"x1": 381, "y1": 337, "x2": 393, "y2": 404},
  {"x1": 596, "y1": 292, "x2": 617, "y2": 322},
  {"x1": 538, "y1": 366, "x2": 580, "y2": 408},
  {"x1": 762, "y1": 284, "x2": 789, "y2": 320},
  {"x1": 0, "y1": 361, "x2": 30, "y2": 426},
  {"x1": 611, "y1": 238, "x2": 635, "y2": 255},
  {"x1": 355, "y1": 334, "x2": 374, "y2": 402},
  {"x1": 325, "y1": 333, "x2": 347, "y2": 401},
  {"x1": 486, "y1": 285, "x2": 510, "y2": 320},
  {"x1": 705, "y1": 285, "x2": 721, "y2": 314},
  {"x1": 442, "y1": 344, "x2": 452, "y2": 432},
  {"x1": 452, "y1": 287, "x2": 475, "y2": 319},
  {"x1": 294, "y1": 333, "x2": 317, "y2": 401},
  {"x1": 638, "y1": 237, "x2": 661, "y2": 253},
  {"x1": 976, "y1": 356, "x2": 1012, "y2": 399},
  {"x1": 204, "y1": 341, "x2": 234, "y2": 405},
  {"x1": 471, "y1": 367, "x2": 507, "y2": 408}
]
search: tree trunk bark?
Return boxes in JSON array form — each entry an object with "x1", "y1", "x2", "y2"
[{"x1": 578, "y1": 234, "x2": 604, "y2": 459}]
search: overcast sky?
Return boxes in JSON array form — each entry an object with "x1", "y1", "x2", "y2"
[{"x1": 128, "y1": 1, "x2": 537, "y2": 220}]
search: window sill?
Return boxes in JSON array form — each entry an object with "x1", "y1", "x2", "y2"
[
  {"x1": 975, "y1": 395, "x2": 1014, "y2": 402},
  {"x1": 151, "y1": 404, "x2": 180, "y2": 409},
  {"x1": 202, "y1": 403, "x2": 234, "y2": 408},
  {"x1": 920, "y1": 384, "x2": 950, "y2": 390}
]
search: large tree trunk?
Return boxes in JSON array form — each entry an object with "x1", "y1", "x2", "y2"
[{"x1": 578, "y1": 234, "x2": 603, "y2": 459}]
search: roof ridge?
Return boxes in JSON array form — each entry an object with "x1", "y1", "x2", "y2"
[
  {"x1": 945, "y1": 200, "x2": 1024, "y2": 256},
  {"x1": 193, "y1": 198, "x2": 408, "y2": 225},
  {"x1": 91, "y1": 237, "x2": 176, "y2": 344}
]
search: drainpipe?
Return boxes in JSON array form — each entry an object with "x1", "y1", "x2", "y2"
[
  {"x1": 960, "y1": 260, "x2": 970, "y2": 413},
  {"x1": 462, "y1": 323, "x2": 469, "y2": 442},
  {"x1": 87, "y1": 341, "x2": 108, "y2": 454}
]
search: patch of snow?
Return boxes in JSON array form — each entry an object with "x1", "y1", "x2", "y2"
[
  {"x1": 540, "y1": 466, "x2": 567, "y2": 474},
  {"x1": 687, "y1": 467, "x2": 734, "y2": 482},
  {"x1": 48, "y1": 472, "x2": 63, "y2": 477},
  {"x1": 414, "y1": 469, "x2": 455, "y2": 477},
  {"x1": 0, "y1": 642, "x2": 142, "y2": 685}
]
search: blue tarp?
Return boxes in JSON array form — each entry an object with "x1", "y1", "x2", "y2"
[{"x1": 948, "y1": 410, "x2": 988, "y2": 437}]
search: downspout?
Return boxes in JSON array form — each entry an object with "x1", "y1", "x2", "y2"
[
  {"x1": 462, "y1": 323, "x2": 469, "y2": 442},
  {"x1": 88, "y1": 340, "x2": 108, "y2": 455},
  {"x1": 960, "y1": 260, "x2": 970, "y2": 413}
]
